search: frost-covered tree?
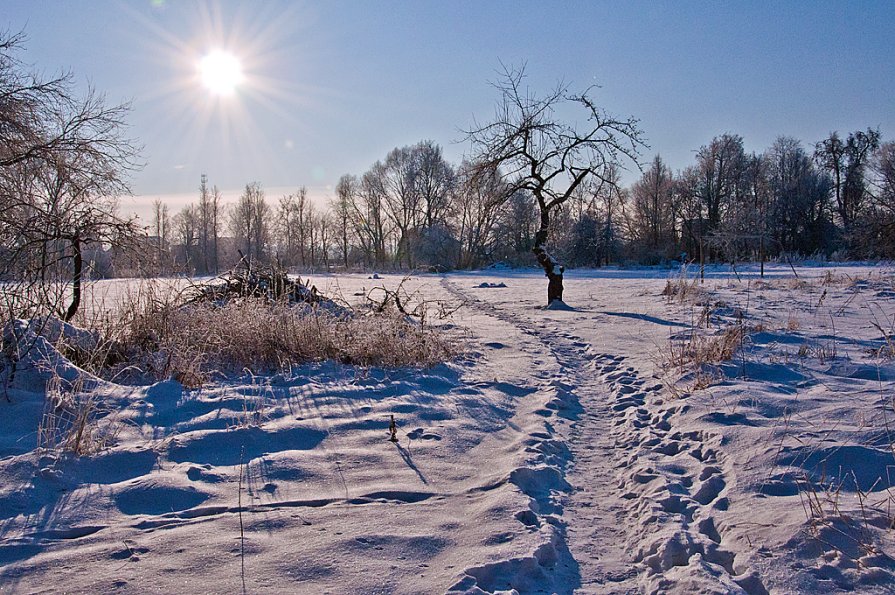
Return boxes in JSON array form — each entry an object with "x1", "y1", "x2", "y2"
[
  {"x1": 766, "y1": 137, "x2": 831, "y2": 257},
  {"x1": 151, "y1": 198, "x2": 171, "y2": 273},
  {"x1": 0, "y1": 32, "x2": 140, "y2": 320},
  {"x1": 464, "y1": 64, "x2": 643, "y2": 304},
  {"x1": 866, "y1": 141, "x2": 895, "y2": 255},
  {"x1": 332, "y1": 174, "x2": 357, "y2": 268},
  {"x1": 230, "y1": 182, "x2": 270, "y2": 266},
  {"x1": 454, "y1": 161, "x2": 507, "y2": 268},
  {"x1": 815, "y1": 129, "x2": 881, "y2": 228},
  {"x1": 196, "y1": 174, "x2": 222, "y2": 274},
  {"x1": 173, "y1": 204, "x2": 199, "y2": 271},
  {"x1": 627, "y1": 155, "x2": 677, "y2": 262}
]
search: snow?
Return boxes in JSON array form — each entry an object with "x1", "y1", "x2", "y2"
[{"x1": 2, "y1": 264, "x2": 895, "y2": 593}]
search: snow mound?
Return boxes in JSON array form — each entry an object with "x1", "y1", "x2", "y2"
[{"x1": 545, "y1": 299, "x2": 574, "y2": 311}]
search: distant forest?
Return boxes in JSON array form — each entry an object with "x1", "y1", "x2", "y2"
[{"x1": 148, "y1": 128, "x2": 893, "y2": 276}]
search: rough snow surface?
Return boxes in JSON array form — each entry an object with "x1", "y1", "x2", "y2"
[{"x1": 2, "y1": 265, "x2": 895, "y2": 593}]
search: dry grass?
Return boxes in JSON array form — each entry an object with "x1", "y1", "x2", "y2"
[
  {"x1": 664, "y1": 325, "x2": 745, "y2": 370},
  {"x1": 53, "y1": 280, "x2": 457, "y2": 388},
  {"x1": 661, "y1": 264, "x2": 711, "y2": 305},
  {"x1": 662, "y1": 273, "x2": 703, "y2": 304},
  {"x1": 129, "y1": 300, "x2": 454, "y2": 385},
  {"x1": 797, "y1": 340, "x2": 838, "y2": 364},
  {"x1": 658, "y1": 323, "x2": 746, "y2": 396},
  {"x1": 38, "y1": 373, "x2": 120, "y2": 455}
]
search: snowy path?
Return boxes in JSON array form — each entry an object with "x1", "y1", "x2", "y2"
[
  {"x1": 444, "y1": 274, "x2": 768, "y2": 594},
  {"x1": 443, "y1": 278, "x2": 643, "y2": 592}
]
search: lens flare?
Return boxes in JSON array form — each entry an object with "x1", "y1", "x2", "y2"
[{"x1": 199, "y1": 50, "x2": 244, "y2": 95}]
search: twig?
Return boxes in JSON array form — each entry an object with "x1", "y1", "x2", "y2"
[{"x1": 238, "y1": 445, "x2": 247, "y2": 594}]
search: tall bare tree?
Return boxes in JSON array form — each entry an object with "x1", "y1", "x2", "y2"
[
  {"x1": 151, "y1": 198, "x2": 170, "y2": 273},
  {"x1": 0, "y1": 32, "x2": 141, "y2": 320},
  {"x1": 173, "y1": 204, "x2": 199, "y2": 271},
  {"x1": 413, "y1": 140, "x2": 455, "y2": 229},
  {"x1": 197, "y1": 174, "x2": 223, "y2": 274},
  {"x1": 377, "y1": 149, "x2": 420, "y2": 268},
  {"x1": 628, "y1": 154, "x2": 677, "y2": 260},
  {"x1": 455, "y1": 160, "x2": 507, "y2": 268},
  {"x1": 333, "y1": 174, "x2": 357, "y2": 268},
  {"x1": 275, "y1": 188, "x2": 310, "y2": 268},
  {"x1": 815, "y1": 128, "x2": 881, "y2": 228},
  {"x1": 230, "y1": 182, "x2": 270, "y2": 265},
  {"x1": 464, "y1": 65, "x2": 643, "y2": 304}
]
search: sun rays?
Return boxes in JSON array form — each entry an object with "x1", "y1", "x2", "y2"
[
  {"x1": 122, "y1": 1, "x2": 325, "y2": 183},
  {"x1": 198, "y1": 50, "x2": 244, "y2": 96}
]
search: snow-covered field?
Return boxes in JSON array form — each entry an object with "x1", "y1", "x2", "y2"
[{"x1": 2, "y1": 264, "x2": 895, "y2": 593}]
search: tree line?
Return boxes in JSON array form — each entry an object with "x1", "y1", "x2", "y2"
[
  {"x1": 156, "y1": 139, "x2": 543, "y2": 274},
  {"x1": 156, "y1": 128, "x2": 894, "y2": 276}
]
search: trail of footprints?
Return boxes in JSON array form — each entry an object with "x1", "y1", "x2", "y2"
[
  {"x1": 594, "y1": 354, "x2": 767, "y2": 594},
  {"x1": 444, "y1": 280, "x2": 582, "y2": 592},
  {"x1": 444, "y1": 279, "x2": 766, "y2": 593}
]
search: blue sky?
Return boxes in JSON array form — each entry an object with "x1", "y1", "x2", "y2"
[{"x1": 5, "y1": 1, "x2": 894, "y2": 218}]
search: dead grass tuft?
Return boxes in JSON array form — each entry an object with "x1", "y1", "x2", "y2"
[
  {"x1": 38, "y1": 373, "x2": 120, "y2": 455},
  {"x1": 658, "y1": 323, "x2": 746, "y2": 395},
  {"x1": 664, "y1": 325, "x2": 745, "y2": 370},
  {"x1": 662, "y1": 267, "x2": 704, "y2": 304},
  {"x1": 57, "y1": 279, "x2": 458, "y2": 387}
]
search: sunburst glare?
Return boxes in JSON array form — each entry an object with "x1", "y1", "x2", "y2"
[
  {"x1": 199, "y1": 50, "x2": 244, "y2": 96},
  {"x1": 122, "y1": 1, "x2": 324, "y2": 182}
]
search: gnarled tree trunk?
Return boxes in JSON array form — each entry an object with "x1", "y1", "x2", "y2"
[{"x1": 533, "y1": 208, "x2": 564, "y2": 305}]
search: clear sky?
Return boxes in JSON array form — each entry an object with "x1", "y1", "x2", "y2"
[{"x1": 5, "y1": 0, "x2": 894, "y2": 220}]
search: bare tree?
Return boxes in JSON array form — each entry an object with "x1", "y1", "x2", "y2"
[
  {"x1": 494, "y1": 189, "x2": 538, "y2": 263},
  {"x1": 413, "y1": 140, "x2": 455, "y2": 229},
  {"x1": 594, "y1": 165, "x2": 625, "y2": 267},
  {"x1": 695, "y1": 133, "x2": 747, "y2": 235},
  {"x1": 333, "y1": 174, "x2": 356, "y2": 268},
  {"x1": 230, "y1": 182, "x2": 270, "y2": 266},
  {"x1": 151, "y1": 198, "x2": 170, "y2": 273},
  {"x1": 871, "y1": 141, "x2": 895, "y2": 212},
  {"x1": 276, "y1": 189, "x2": 307, "y2": 268},
  {"x1": 315, "y1": 210, "x2": 333, "y2": 270},
  {"x1": 0, "y1": 32, "x2": 141, "y2": 320},
  {"x1": 455, "y1": 160, "x2": 507, "y2": 268},
  {"x1": 173, "y1": 204, "x2": 199, "y2": 271},
  {"x1": 197, "y1": 174, "x2": 222, "y2": 274},
  {"x1": 354, "y1": 169, "x2": 389, "y2": 268},
  {"x1": 464, "y1": 65, "x2": 643, "y2": 304},
  {"x1": 627, "y1": 154, "x2": 677, "y2": 261},
  {"x1": 815, "y1": 128, "x2": 881, "y2": 228},
  {"x1": 867, "y1": 141, "x2": 895, "y2": 254},
  {"x1": 0, "y1": 32, "x2": 140, "y2": 173},
  {"x1": 210, "y1": 183, "x2": 222, "y2": 273},
  {"x1": 377, "y1": 149, "x2": 421, "y2": 268},
  {"x1": 766, "y1": 137, "x2": 831, "y2": 258}
]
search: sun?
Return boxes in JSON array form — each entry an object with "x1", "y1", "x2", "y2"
[{"x1": 198, "y1": 50, "x2": 244, "y2": 96}]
